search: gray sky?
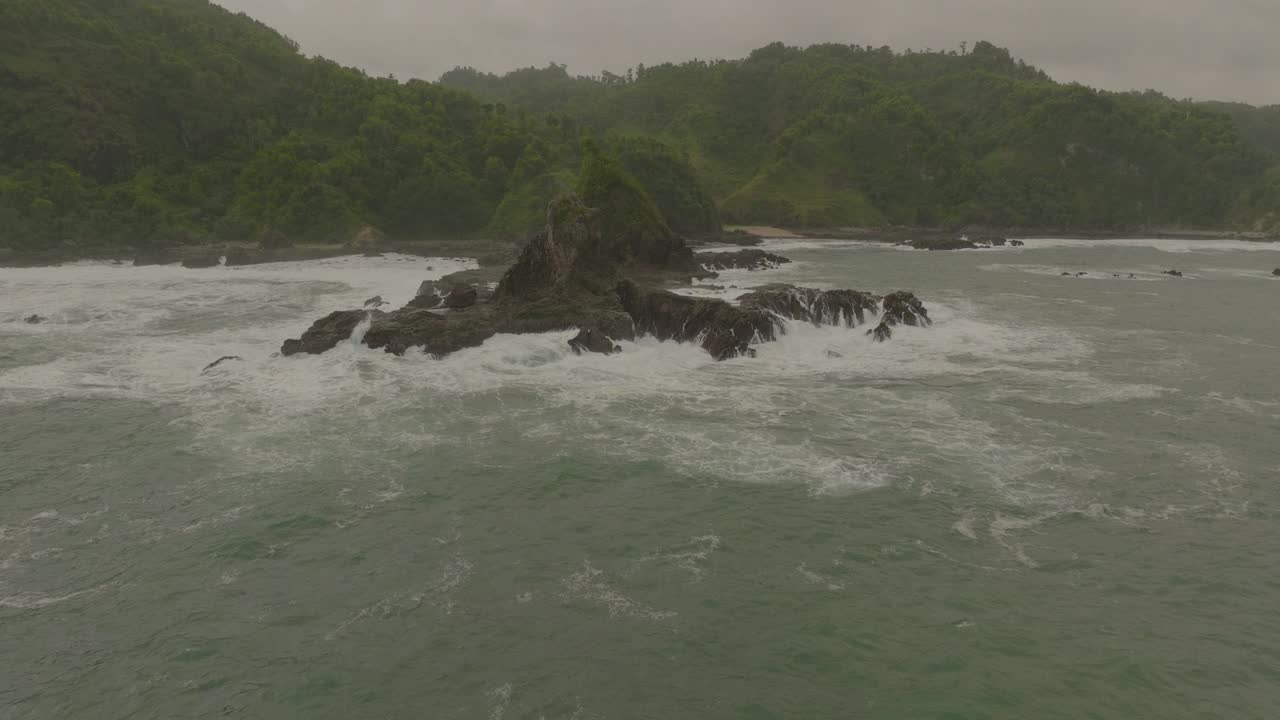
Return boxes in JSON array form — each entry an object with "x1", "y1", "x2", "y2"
[{"x1": 214, "y1": 0, "x2": 1278, "y2": 105}]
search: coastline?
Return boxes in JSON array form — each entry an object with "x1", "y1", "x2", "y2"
[{"x1": 4, "y1": 225, "x2": 1276, "y2": 269}]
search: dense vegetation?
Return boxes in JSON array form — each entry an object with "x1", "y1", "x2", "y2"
[
  {"x1": 1, "y1": 1, "x2": 1277, "y2": 259},
  {"x1": 443, "y1": 43, "x2": 1279, "y2": 232}
]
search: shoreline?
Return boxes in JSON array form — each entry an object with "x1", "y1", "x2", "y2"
[{"x1": 4, "y1": 227, "x2": 1277, "y2": 269}]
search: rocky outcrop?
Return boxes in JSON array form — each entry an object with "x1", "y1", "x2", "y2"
[
  {"x1": 867, "y1": 292, "x2": 931, "y2": 342},
  {"x1": 906, "y1": 237, "x2": 980, "y2": 251},
  {"x1": 363, "y1": 296, "x2": 387, "y2": 309},
  {"x1": 1162, "y1": 269, "x2": 1184, "y2": 277},
  {"x1": 181, "y1": 254, "x2": 222, "y2": 269},
  {"x1": 442, "y1": 286, "x2": 478, "y2": 309},
  {"x1": 568, "y1": 328, "x2": 622, "y2": 355},
  {"x1": 405, "y1": 293, "x2": 441, "y2": 310},
  {"x1": 282, "y1": 193, "x2": 932, "y2": 361},
  {"x1": 1272, "y1": 268, "x2": 1279, "y2": 277},
  {"x1": 738, "y1": 285, "x2": 880, "y2": 327},
  {"x1": 617, "y1": 281, "x2": 779, "y2": 360},
  {"x1": 698, "y1": 249, "x2": 792, "y2": 272},
  {"x1": 282, "y1": 310, "x2": 370, "y2": 356},
  {"x1": 1009, "y1": 240, "x2": 1026, "y2": 247},
  {"x1": 24, "y1": 314, "x2": 44, "y2": 324}
]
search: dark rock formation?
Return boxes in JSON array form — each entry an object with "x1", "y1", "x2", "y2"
[
  {"x1": 569, "y1": 328, "x2": 622, "y2": 356},
  {"x1": 699, "y1": 249, "x2": 792, "y2": 272},
  {"x1": 363, "y1": 296, "x2": 387, "y2": 309},
  {"x1": 405, "y1": 293, "x2": 441, "y2": 310},
  {"x1": 738, "y1": 285, "x2": 879, "y2": 327},
  {"x1": 825, "y1": 350, "x2": 844, "y2": 358},
  {"x1": 617, "y1": 281, "x2": 778, "y2": 360},
  {"x1": 202, "y1": 356, "x2": 243, "y2": 372},
  {"x1": 867, "y1": 292, "x2": 931, "y2": 342},
  {"x1": 1009, "y1": 240, "x2": 1026, "y2": 247},
  {"x1": 24, "y1": 314, "x2": 44, "y2": 324},
  {"x1": 1162, "y1": 269, "x2": 1184, "y2": 277},
  {"x1": 181, "y1": 254, "x2": 221, "y2": 269},
  {"x1": 282, "y1": 193, "x2": 932, "y2": 361},
  {"x1": 442, "y1": 286, "x2": 478, "y2": 309},
  {"x1": 1272, "y1": 268, "x2": 1280, "y2": 277},
  {"x1": 282, "y1": 310, "x2": 370, "y2": 356},
  {"x1": 907, "y1": 237, "x2": 980, "y2": 251},
  {"x1": 983, "y1": 237, "x2": 1008, "y2": 247}
]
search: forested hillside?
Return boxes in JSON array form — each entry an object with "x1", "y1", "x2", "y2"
[
  {"x1": 2, "y1": 1, "x2": 1277, "y2": 259},
  {"x1": 443, "y1": 42, "x2": 1280, "y2": 232}
]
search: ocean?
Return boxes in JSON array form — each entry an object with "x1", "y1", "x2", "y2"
[{"x1": 2, "y1": 238, "x2": 1278, "y2": 718}]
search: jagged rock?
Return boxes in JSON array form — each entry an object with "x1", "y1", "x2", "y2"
[
  {"x1": 868, "y1": 292, "x2": 931, "y2": 342},
  {"x1": 1009, "y1": 240, "x2": 1026, "y2": 247},
  {"x1": 442, "y1": 286, "x2": 478, "y2": 309},
  {"x1": 416, "y1": 280, "x2": 435, "y2": 297},
  {"x1": 1272, "y1": 268, "x2": 1279, "y2": 277},
  {"x1": 1076, "y1": 272, "x2": 1088, "y2": 277},
  {"x1": 698, "y1": 249, "x2": 792, "y2": 272},
  {"x1": 24, "y1": 314, "x2": 44, "y2": 324},
  {"x1": 569, "y1": 328, "x2": 622, "y2": 355},
  {"x1": 907, "y1": 237, "x2": 980, "y2": 251},
  {"x1": 282, "y1": 310, "x2": 373, "y2": 356},
  {"x1": 617, "y1": 280, "x2": 779, "y2": 360},
  {"x1": 182, "y1": 254, "x2": 221, "y2": 269},
  {"x1": 738, "y1": 285, "x2": 879, "y2": 327},
  {"x1": 1162, "y1": 269, "x2": 1184, "y2": 277},
  {"x1": 202, "y1": 356, "x2": 243, "y2": 372},
  {"x1": 985, "y1": 237, "x2": 1008, "y2": 247},
  {"x1": 364, "y1": 296, "x2": 387, "y2": 309},
  {"x1": 282, "y1": 193, "x2": 933, "y2": 362},
  {"x1": 405, "y1": 293, "x2": 441, "y2": 310}
]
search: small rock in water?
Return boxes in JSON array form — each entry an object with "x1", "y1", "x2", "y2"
[
  {"x1": 1061, "y1": 272, "x2": 1072, "y2": 276},
  {"x1": 1272, "y1": 268, "x2": 1280, "y2": 277},
  {"x1": 1162, "y1": 269, "x2": 1184, "y2": 277},
  {"x1": 363, "y1": 295, "x2": 387, "y2": 309},
  {"x1": 1076, "y1": 272, "x2": 1088, "y2": 277},
  {"x1": 568, "y1": 328, "x2": 622, "y2": 356},
  {"x1": 1009, "y1": 239, "x2": 1026, "y2": 247},
  {"x1": 202, "y1": 355, "x2": 243, "y2": 372},
  {"x1": 825, "y1": 350, "x2": 844, "y2": 359},
  {"x1": 699, "y1": 249, "x2": 792, "y2": 272},
  {"x1": 24, "y1": 314, "x2": 44, "y2": 324}
]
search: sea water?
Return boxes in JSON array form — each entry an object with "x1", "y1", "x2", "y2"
[{"x1": 2, "y1": 242, "x2": 1278, "y2": 718}]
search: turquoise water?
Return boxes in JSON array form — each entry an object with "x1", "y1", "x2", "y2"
[{"x1": 2, "y1": 240, "x2": 1279, "y2": 718}]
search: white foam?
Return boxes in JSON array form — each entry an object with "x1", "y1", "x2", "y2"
[{"x1": 1011, "y1": 237, "x2": 1280, "y2": 253}]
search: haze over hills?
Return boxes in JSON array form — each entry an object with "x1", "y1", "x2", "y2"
[{"x1": 1, "y1": 0, "x2": 1277, "y2": 260}]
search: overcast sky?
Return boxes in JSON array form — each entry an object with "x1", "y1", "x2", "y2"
[{"x1": 214, "y1": 0, "x2": 1278, "y2": 105}]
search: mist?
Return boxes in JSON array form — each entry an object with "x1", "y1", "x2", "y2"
[{"x1": 214, "y1": 0, "x2": 1277, "y2": 104}]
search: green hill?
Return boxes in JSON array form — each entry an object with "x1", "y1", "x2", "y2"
[
  {"x1": 444, "y1": 42, "x2": 1279, "y2": 233},
  {"x1": 2, "y1": 2, "x2": 1277, "y2": 259}
]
